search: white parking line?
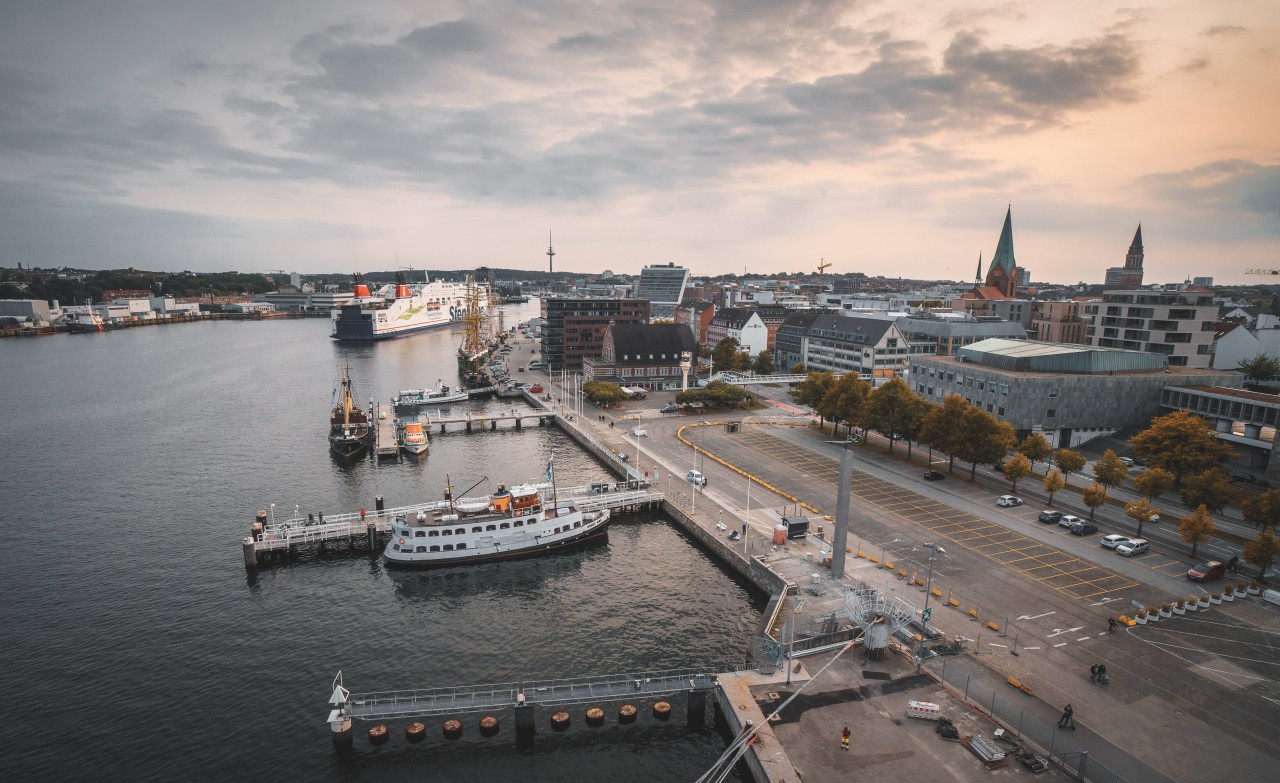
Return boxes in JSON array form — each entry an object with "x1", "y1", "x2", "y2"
[
  {"x1": 1054, "y1": 643, "x2": 1068, "y2": 648},
  {"x1": 1077, "y1": 637, "x2": 1091, "y2": 642}
]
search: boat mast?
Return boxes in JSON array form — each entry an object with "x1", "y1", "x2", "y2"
[{"x1": 547, "y1": 452, "x2": 558, "y2": 510}]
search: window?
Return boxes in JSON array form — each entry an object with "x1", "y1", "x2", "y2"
[
  {"x1": 454, "y1": 528, "x2": 464, "y2": 534},
  {"x1": 500, "y1": 523, "x2": 510, "y2": 529},
  {"x1": 472, "y1": 526, "x2": 482, "y2": 533},
  {"x1": 430, "y1": 545, "x2": 440, "y2": 552},
  {"x1": 514, "y1": 520, "x2": 524, "y2": 527},
  {"x1": 486, "y1": 524, "x2": 497, "y2": 531},
  {"x1": 1047, "y1": 409, "x2": 1057, "y2": 418},
  {"x1": 429, "y1": 530, "x2": 439, "y2": 537},
  {"x1": 1049, "y1": 388, "x2": 1060, "y2": 398},
  {"x1": 458, "y1": 543, "x2": 467, "y2": 550},
  {"x1": 414, "y1": 530, "x2": 425, "y2": 537},
  {"x1": 998, "y1": 407, "x2": 1005, "y2": 416},
  {"x1": 443, "y1": 544, "x2": 454, "y2": 551},
  {"x1": 416, "y1": 546, "x2": 427, "y2": 553}
]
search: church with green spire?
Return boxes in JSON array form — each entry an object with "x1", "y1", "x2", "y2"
[{"x1": 984, "y1": 206, "x2": 1019, "y2": 298}]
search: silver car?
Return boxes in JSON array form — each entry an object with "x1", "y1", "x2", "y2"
[{"x1": 1100, "y1": 534, "x2": 1133, "y2": 550}]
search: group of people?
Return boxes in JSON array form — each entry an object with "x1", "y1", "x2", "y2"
[{"x1": 1089, "y1": 663, "x2": 1109, "y2": 684}]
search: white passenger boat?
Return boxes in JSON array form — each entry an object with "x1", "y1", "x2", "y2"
[
  {"x1": 392, "y1": 381, "x2": 469, "y2": 409},
  {"x1": 383, "y1": 460, "x2": 610, "y2": 567},
  {"x1": 331, "y1": 272, "x2": 478, "y2": 341}
]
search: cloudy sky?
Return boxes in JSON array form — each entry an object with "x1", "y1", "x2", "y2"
[{"x1": 0, "y1": 1, "x2": 1276, "y2": 284}]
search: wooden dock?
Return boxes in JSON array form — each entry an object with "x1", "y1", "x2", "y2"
[{"x1": 374, "y1": 404, "x2": 399, "y2": 459}]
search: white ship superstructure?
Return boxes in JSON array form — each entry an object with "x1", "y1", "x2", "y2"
[{"x1": 331, "y1": 274, "x2": 474, "y2": 341}]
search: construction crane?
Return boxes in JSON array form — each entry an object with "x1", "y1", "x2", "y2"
[
  {"x1": 1246, "y1": 269, "x2": 1280, "y2": 275},
  {"x1": 817, "y1": 258, "x2": 832, "y2": 293}
]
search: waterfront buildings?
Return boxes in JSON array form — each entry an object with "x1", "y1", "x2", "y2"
[
  {"x1": 908, "y1": 338, "x2": 1240, "y2": 446},
  {"x1": 540, "y1": 297, "x2": 650, "y2": 372},
  {"x1": 1083, "y1": 289, "x2": 1218, "y2": 368},
  {"x1": 632, "y1": 263, "x2": 690, "y2": 319},
  {"x1": 583, "y1": 323, "x2": 698, "y2": 390}
]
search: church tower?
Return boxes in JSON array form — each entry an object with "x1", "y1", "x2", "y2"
[
  {"x1": 984, "y1": 206, "x2": 1019, "y2": 297},
  {"x1": 1120, "y1": 224, "x2": 1143, "y2": 289}
]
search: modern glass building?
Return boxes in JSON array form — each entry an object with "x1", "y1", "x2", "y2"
[{"x1": 633, "y1": 263, "x2": 690, "y2": 319}]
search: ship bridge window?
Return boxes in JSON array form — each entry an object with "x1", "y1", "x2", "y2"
[
  {"x1": 500, "y1": 523, "x2": 510, "y2": 530},
  {"x1": 415, "y1": 546, "x2": 427, "y2": 553},
  {"x1": 454, "y1": 528, "x2": 465, "y2": 535},
  {"x1": 486, "y1": 524, "x2": 497, "y2": 531},
  {"x1": 554, "y1": 527, "x2": 562, "y2": 534},
  {"x1": 429, "y1": 530, "x2": 439, "y2": 537},
  {"x1": 414, "y1": 530, "x2": 426, "y2": 538},
  {"x1": 526, "y1": 519, "x2": 536, "y2": 525},
  {"x1": 472, "y1": 526, "x2": 482, "y2": 534},
  {"x1": 441, "y1": 529, "x2": 451, "y2": 536},
  {"x1": 514, "y1": 520, "x2": 523, "y2": 527},
  {"x1": 443, "y1": 544, "x2": 454, "y2": 551},
  {"x1": 457, "y1": 542, "x2": 467, "y2": 550},
  {"x1": 573, "y1": 521, "x2": 581, "y2": 529},
  {"x1": 430, "y1": 545, "x2": 440, "y2": 552}
]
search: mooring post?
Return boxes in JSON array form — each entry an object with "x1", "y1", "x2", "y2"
[
  {"x1": 375, "y1": 495, "x2": 385, "y2": 514},
  {"x1": 366, "y1": 523, "x2": 377, "y2": 552},
  {"x1": 515, "y1": 694, "x2": 535, "y2": 742},
  {"x1": 329, "y1": 714, "x2": 353, "y2": 756},
  {"x1": 242, "y1": 537, "x2": 257, "y2": 569}
]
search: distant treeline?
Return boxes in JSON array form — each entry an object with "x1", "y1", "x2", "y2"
[{"x1": 0, "y1": 268, "x2": 274, "y2": 304}]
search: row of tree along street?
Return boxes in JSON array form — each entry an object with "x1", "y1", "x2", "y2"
[{"x1": 787, "y1": 372, "x2": 1280, "y2": 582}]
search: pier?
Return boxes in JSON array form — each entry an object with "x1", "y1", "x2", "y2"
[
  {"x1": 242, "y1": 483, "x2": 663, "y2": 568},
  {"x1": 373, "y1": 404, "x2": 398, "y2": 459}
]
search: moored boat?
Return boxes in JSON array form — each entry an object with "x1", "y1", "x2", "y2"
[
  {"x1": 329, "y1": 365, "x2": 371, "y2": 459},
  {"x1": 383, "y1": 459, "x2": 610, "y2": 568},
  {"x1": 392, "y1": 381, "x2": 469, "y2": 410},
  {"x1": 399, "y1": 420, "x2": 429, "y2": 456},
  {"x1": 331, "y1": 272, "x2": 475, "y2": 341}
]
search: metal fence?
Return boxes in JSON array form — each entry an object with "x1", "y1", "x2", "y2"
[{"x1": 930, "y1": 658, "x2": 1127, "y2": 783}]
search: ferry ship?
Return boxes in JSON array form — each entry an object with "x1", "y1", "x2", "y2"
[
  {"x1": 331, "y1": 273, "x2": 476, "y2": 341},
  {"x1": 383, "y1": 462, "x2": 610, "y2": 567},
  {"x1": 391, "y1": 381, "x2": 469, "y2": 411}
]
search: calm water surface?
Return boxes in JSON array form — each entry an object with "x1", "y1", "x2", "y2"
[{"x1": 0, "y1": 310, "x2": 758, "y2": 782}]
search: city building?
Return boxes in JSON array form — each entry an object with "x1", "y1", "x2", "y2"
[
  {"x1": 908, "y1": 338, "x2": 1240, "y2": 446},
  {"x1": 755, "y1": 305, "x2": 792, "y2": 349},
  {"x1": 632, "y1": 263, "x2": 690, "y2": 319},
  {"x1": 674, "y1": 299, "x2": 716, "y2": 346},
  {"x1": 1083, "y1": 289, "x2": 1219, "y2": 367},
  {"x1": 774, "y1": 311, "x2": 825, "y2": 372},
  {"x1": 800, "y1": 314, "x2": 910, "y2": 378},
  {"x1": 540, "y1": 297, "x2": 650, "y2": 372},
  {"x1": 1212, "y1": 323, "x2": 1280, "y2": 371},
  {"x1": 1192, "y1": 276, "x2": 1214, "y2": 287},
  {"x1": 895, "y1": 315, "x2": 1027, "y2": 356},
  {"x1": 258, "y1": 289, "x2": 354, "y2": 312},
  {"x1": 582, "y1": 323, "x2": 698, "y2": 391},
  {"x1": 1030, "y1": 301, "x2": 1089, "y2": 344},
  {"x1": 705, "y1": 308, "x2": 767, "y2": 356},
  {"x1": 0, "y1": 298, "x2": 55, "y2": 326}
]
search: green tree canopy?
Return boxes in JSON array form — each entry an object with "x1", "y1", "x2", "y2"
[
  {"x1": 1242, "y1": 489, "x2": 1280, "y2": 529},
  {"x1": 1125, "y1": 498, "x2": 1156, "y2": 539},
  {"x1": 582, "y1": 380, "x2": 628, "y2": 407},
  {"x1": 711, "y1": 337, "x2": 741, "y2": 374},
  {"x1": 953, "y1": 406, "x2": 1017, "y2": 480},
  {"x1": 1178, "y1": 468, "x2": 1238, "y2": 514},
  {"x1": 752, "y1": 350, "x2": 776, "y2": 376},
  {"x1": 1178, "y1": 504, "x2": 1217, "y2": 558},
  {"x1": 1129, "y1": 410, "x2": 1235, "y2": 484},
  {"x1": 675, "y1": 380, "x2": 750, "y2": 408},
  {"x1": 1237, "y1": 354, "x2": 1280, "y2": 383},
  {"x1": 791, "y1": 371, "x2": 835, "y2": 417},
  {"x1": 1054, "y1": 449, "x2": 1087, "y2": 486},
  {"x1": 1093, "y1": 450, "x2": 1129, "y2": 490},
  {"x1": 818, "y1": 373, "x2": 871, "y2": 439},
  {"x1": 864, "y1": 376, "x2": 927, "y2": 454},
  {"x1": 918, "y1": 394, "x2": 969, "y2": 473}
]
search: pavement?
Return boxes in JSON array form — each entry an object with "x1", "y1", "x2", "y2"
[{"x1": 518, "y1": 367, "x2": 1280, "y2": 782}]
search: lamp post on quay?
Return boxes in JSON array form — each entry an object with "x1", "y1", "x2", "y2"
[
  {"x1": 916, "y1": 542, "x2": 946, "y2": 669},
  {"x1": 786, "y1": 598, "x2": 806, "y2": 686}
]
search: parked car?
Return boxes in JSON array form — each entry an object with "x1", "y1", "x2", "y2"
[
  {"x1": 1037, "y1": 510, "x2": 1063, "y2": 524},
  {"x1": 1119, "y1": 456, "x2": 1135, "y2": 467},
  {"x1": 660, "y1": 404, "x2": 679, "y2": 414},
  {"x1": 923, "y1": 470, "x2": 946, "y2": 481},
  {"x1": 1069, "y1": 522, "x2": 1099, "y2": 536},
  {"x1": 686, "y1": 469, "x2": 707, "y2": 487},
  {"x1": 529, "y1": 385, "x2": 544, "y2": 393},
  {"x1": 1115, "y1": 539, "x2": 1150, "y2": 557},
  {"x1": 997, "y1": 495, "x2": 1023, "y2": 507},
  {"x1": 1187, "y1": 561, "x2": 1226, "y2": 582},
  {"x1": 1101, "y1": 534, "x2": 1134, "y2": 549},
  {"x1": 1057, "y1": 514, "x2": 1082, "y2": 529}
]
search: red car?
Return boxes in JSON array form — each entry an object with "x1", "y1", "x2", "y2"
[
  {"x1": 1187, "y1": 561, "x2": 1225, "y2": 582},
  {"x1": 529, "y1": 385, "x2": 544, "y2": 394}
]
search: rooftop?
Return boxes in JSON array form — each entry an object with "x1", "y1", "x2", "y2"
[
  {"x1": 955, "y1": 338, "x2": 1169, "y2": 373},
  {"x1": 916, "y1": 352, "x2": 1234, "y2": 380}
]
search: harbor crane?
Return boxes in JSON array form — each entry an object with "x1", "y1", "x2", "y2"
[{"x1": 817, "y1": 258, "x2": 831, "y2": 292}]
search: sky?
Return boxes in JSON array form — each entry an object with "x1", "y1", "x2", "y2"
[{"x1": 0, "y1": 1, "x2": 1276, "y2": 285}]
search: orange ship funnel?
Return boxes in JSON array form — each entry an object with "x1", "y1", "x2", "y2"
[
  {"x1": 395, "y1": 284, "x2": 410, "y2": 298},
  {"x1": 353, "y1": 284, "x2": 371, "y2": 297}
]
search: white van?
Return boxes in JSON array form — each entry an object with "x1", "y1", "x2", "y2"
[
  {"x1": 528, "y1": 361, "x2": 544, "y2": 370},
  {"x1": 686, "y1": 470, "x2": 706, "y2": 487}
]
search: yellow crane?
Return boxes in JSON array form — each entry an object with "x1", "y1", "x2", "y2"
[{"x1": 817, "y1": 258, "x2": 832, "y2": 293}]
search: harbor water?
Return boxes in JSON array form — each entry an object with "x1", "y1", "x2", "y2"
[{"x1": 0, "y1": 309, "x2": 759, "y2": 782}]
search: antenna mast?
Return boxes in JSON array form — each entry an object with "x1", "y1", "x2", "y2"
[{"x1": 546, "y1": 230, "x2": 555, "y2": 274}]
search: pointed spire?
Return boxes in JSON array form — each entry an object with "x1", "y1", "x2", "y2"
[
  {"x1": 975, "y1": 253, "x2": 983, "y2": 285},
  {"x1": 1130, "y1": 223, "x2": 1143, "y2": 251},
  {"x1": 989, "y1": 206, "x2": 1016, "y2": 274}
]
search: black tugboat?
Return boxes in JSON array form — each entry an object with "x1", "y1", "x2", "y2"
[{"x1": 328, "y1": 364, "x2": 371, "y2": 459}]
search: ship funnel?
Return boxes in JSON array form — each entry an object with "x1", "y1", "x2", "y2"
[
  {"x1": 354, "y1": 284, "x2": 371, "y2": 297},
  {"x1": 395, "y1": 284, "x2": 410, "y2": 298}
]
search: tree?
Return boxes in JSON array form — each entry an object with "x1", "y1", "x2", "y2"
[
  {"x1": 1082, "y1": 483, "x2": 1108, "y2": 520},
  {"x1": 1243, "y1": 529, "x2": 1280, "y2": 583},
  {"x1": 1129, "y1": 410, "x2": 1235, "y2": 484},
  {"x1": 676, "y1": 380, "x2": 750, "y2": 409},
  {"x1": 1242, "y1": 489, "x2": 1280, "y2": 529},
  {"x1": 734, "y1": 350, "x2": 754, "y2": 372},
  {"x1": 581, "y1": 380, "x2": 628, "y2": 407},
  {"x1": 918, "y1": 395, "x2": 969, "y2": 473},
  {"x1": 818, "y1": 373, "x2": 871, "y2": 439},
  {"x1": 1178, "y1": 504, "x2": 1217, "y2": 558},
  {"x1": 1002, "y1": 453, "x2": 1033, "y2": 492},
  {"x1": 954, "y1": 406, "x2": 1017, "y2": 480},
  {"x1": 711, "y1": 337, "x2": 741, "y2": 374},
  {"x1": 1016, "y1": 433, "x2": 1051, "y2": 472},
  {"x1": 1125, "y1": 498, "x2": 1156, "y2": 539},
  {"x1": 1178, "y1": 468, "x2": 1238, "y2": 514},
  {"x1": 789, "y1": 363, "x2": 808, "y2": 374},
  {"x1": 1043, "y1": 469, "x2": 1065, "y2": 505},
  {"x1": 753, "y1": 350, "x2": 776, "y2": 376},
  {"x1": 1237, "y1": 354, "x2": 1280, "y2": 383},
  {"x1": 1133, "y1": 468, "x2": 1174, "y2": 503},
  {"x1": 791, "y1": 371, "x2": 835, "y2": 426},
  {"x1": 864, "y1": 376, "x2": 925, "y2": 455},
  {"x1": 1054, "y1": 449, "x2": 1086, "y2": 487},
  {"x1": 1093, "y1": 450, "x2": 1129, "y2": 490}
]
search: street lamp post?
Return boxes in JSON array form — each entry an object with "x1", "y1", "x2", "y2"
[
  {"x1": 786, "y1": 598, "x2": 806, "y2": 686},
  {"x1": 916, "y1": 542, "x2": 946, "y2": 668}
]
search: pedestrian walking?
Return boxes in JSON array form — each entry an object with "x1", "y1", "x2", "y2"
[
  {"x1": 841, "y1": 726, "x2": 850, "y2": 750},
  {"x1": 1107, "y1": 617, "x2": 1117, "y2": 633},
  {"x1": 1089, "y1": 664, "x2": 1099, "y2": 683},
  {"x1": 1058, "y1": 704, "x2": 1075, "y2": 729},
  {"x1": 1228, "y1": 554, "x2": 1239, "y2": 573}
]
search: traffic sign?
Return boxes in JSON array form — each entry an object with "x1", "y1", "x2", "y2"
[{"x1": 921, "y1": 608, "x2": 933, "y2": 623}]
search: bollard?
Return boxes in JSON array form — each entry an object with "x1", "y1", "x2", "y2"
[
  {"x1": 366, "y1": 523, "x2": 377, "y2": 552},
  {"x1": 242, "y1": 537, "x2": 257, "y2": 569},
  {"x1": 687, "y1": 690, "x2": 707, "y2": 726},
  {"x1": 375, "y1": 495, "x2": 385, "y2": 512}
]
